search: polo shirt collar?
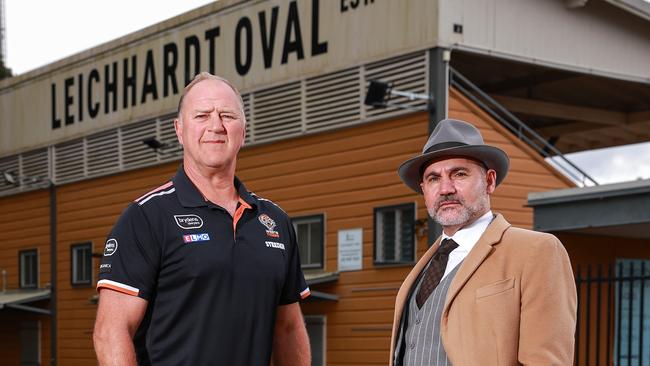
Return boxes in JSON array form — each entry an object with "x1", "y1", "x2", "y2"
[{"x1": 172, "y1": 165, "x2": 258, "y2": 209}]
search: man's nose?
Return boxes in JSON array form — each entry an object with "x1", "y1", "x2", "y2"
[
  {"x1": 438, "y1": 177, "x2": 456, "y2": 195},
  {"x1": 208, "y1": 114, "x2": 225, "y2": 132}
]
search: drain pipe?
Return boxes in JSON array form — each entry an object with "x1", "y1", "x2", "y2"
[
  {"x1": 1, "y1": 268, "x2": 6, "y2": 293},
  {"x1": 49, "y1": 180, "x2": 57, "y2": 366}
]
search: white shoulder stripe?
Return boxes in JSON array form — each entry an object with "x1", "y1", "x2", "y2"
[
  {"x1": 250, "y1": 192, "x2": 287, "y2": 214},
  {"x1": 96, "y1": 279, "x2": 139, "y2": 296},
  {"x1": 138, "y1": 187, "x2": 176, "y2": 206}
]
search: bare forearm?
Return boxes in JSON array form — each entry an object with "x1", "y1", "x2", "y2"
[
  {"x1": 272, "y1": 324, "x2": 310, "y2": 366},
  {"x1": 93, "y1": 289, "x2": 147, "y2": 366},
  {"x1": 94, "y1": 326, "x2": 138, "y2": 366},
  {"x1": 273, "y1": 303, "x2": 311, "y2": 366}
]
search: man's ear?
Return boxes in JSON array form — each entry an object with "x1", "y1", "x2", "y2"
[
  {"x1": 241, "y1": 121, "x2": 247, "y2": 148},
  {"x1": 174, "y1": 118, "x2": 183, "y2": 146},
  {"x1": 486, "y1": 169, "x2": 497, "y2": 194}
]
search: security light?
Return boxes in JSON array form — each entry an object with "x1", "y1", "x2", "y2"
[
  {"x1": 2, "y1": 171, "x2": 16, "y2": 185},
  {"x1": 364, "y1": 79, "x2": 432, "y2": 111},
  {"x1": 142, "y1": 137, "x2": 167, "y2": 151},
  {"x1": 364, "y1": 81, "x2": 392, "y2": 107}
]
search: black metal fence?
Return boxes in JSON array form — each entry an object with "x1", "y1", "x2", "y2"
[{"x1": 575, "y1": 261, "x2": 650, "y2": 366}]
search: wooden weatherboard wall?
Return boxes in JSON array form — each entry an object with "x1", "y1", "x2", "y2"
[
  {"x1": 0, "y1": 189, "x2": 52, "y2": 365},
  {"x1": 0, "y1": 87, "x2": 572, "y2": 365},
  {"x1": 235, "y1": 87, "x2": 573, "y2": 364}
]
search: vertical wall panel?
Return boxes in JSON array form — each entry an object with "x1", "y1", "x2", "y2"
[{"x1": 0, "y1": 189, "x2": 52, "y2": 365}]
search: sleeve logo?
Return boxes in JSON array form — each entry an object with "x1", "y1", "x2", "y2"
[
  {"x1": 174, "y1": 214, "x2": 204, "y2": 229},
  {"x1": 104, "y1": 239, "x2": 118, "y2": 256}
]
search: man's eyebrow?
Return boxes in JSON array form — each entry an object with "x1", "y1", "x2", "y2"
[
  {"x1": 423, "y1": 170, "x2": 441, "y2": 179},
  {"x1": 218, "y1": 107, "x2": 241, "y2": 114},
  {"x1": 191, "y1": 107, "x2": 214, "y2": 114},
  {"x1": 424, "y1": 166, "x2": 471, "y2": 179}
]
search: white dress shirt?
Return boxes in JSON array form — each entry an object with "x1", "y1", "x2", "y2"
[{"x1": 439, "y1": 210, "x2": 493, "y2": 280}]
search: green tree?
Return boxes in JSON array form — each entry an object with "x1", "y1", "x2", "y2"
[{"x1": 0, "y1": 59, "x2": 12, "y2": 79}]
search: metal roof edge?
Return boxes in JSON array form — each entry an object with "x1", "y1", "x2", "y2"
[{"x1": 528, "y1": 179, "x2": 650, "y2": 206}]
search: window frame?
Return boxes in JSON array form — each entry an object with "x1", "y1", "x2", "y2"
[
  {"x1": 291, "y1": 214, "x2": 325, "y2": 270},
  {"x1": 19, "y1": 249, "x2": 39, "y2": 289},
  {"x1": 373, "y1": 202, "x2": 417, "y2": 266},
  {"x1": 70, "y1": 242, "x2": 93, "y2": 287},
  {"x1": 304, "y1": 315, "x2": 327, "y2": 366}
]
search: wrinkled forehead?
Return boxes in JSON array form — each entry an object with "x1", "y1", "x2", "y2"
[
  {"x1": 421, "y1": 156, "x2": 487, "y2": 176},
  {"x1": 179, "y1": 78, "x2": 245, "y2": 116}
]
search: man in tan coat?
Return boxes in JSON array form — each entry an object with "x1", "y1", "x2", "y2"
[{"x1": 390, "y1": 119, "x2": 577, "y2": 366}]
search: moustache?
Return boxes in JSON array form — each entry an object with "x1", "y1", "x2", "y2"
[{"x1": 436, "y1": 195, "x2": 463, "y2": 210}]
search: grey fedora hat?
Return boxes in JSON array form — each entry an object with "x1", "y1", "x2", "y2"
[{"x1": 398, "y1": 119, "x2": 509, "y2": 194}]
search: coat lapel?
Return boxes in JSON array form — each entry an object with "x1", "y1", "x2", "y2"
[{"x1": 442, "y1": 214, "x2": 511, "y2": 317}]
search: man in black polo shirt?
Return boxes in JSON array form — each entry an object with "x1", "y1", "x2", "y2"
[{"x1": 93, "y1": 72, "x2": 311, "y2": 365}]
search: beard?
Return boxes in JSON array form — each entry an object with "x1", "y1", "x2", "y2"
[{"x1": 427, "y1": 184, "x2": 490, "y2": 228}]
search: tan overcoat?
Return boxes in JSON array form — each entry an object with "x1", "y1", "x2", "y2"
[{"x1": 389, "y1": 214, "x2": 577, "y2": 366}]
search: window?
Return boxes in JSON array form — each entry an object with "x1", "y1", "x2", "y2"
[
  {"x1": 20, "y1": 321, "x2": 41, "y2": 365},
  {"x1": 615, "y1": 259, "x2": 650, "y2": 363},
  {"x1": 71, "y1": 242, "x2": 93, "y2": 286},
  {"x1": 374, "y1": 203, "x2": 416, "y2": 265},
  {"x1": 19, "y1": 249, "x2": 38, "y2": 288},
  {"x1": 305, "y1": 315, "x2": 326, "y2": 366},
  {"x1": 292, "y1": 215, "x2": 325, "y2": 269}
]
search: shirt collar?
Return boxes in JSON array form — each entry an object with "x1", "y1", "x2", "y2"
[
  {"x1": 441, "y1": 210, "x2": 493, "y2": 251},
  {"x1": 172, "y1": 165, "x2": 258, "y2": 209}
]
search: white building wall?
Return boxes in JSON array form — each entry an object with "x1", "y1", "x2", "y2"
[{"x1": 439, "y1": 0, "x2": 650, "y2": 82}]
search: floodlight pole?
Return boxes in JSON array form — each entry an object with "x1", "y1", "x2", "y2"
[{"x1": 426, "y1": 47, "x2": 451, "y2": 246}]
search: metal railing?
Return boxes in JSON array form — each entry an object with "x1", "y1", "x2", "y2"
[
  {"x1": 449, "y1": 67, "x2": 599, "y2": 187},
  {"x1": 574, "y1": 262, "x2": 650, "y2": 365}
]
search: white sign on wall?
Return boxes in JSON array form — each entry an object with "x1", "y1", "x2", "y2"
[{"x1": 338, "y1": 228, "x2": 363, "y2": 272}]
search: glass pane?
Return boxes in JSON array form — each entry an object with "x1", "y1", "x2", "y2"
[
  {"x1": 83, "y1": 247, "x2": 91, "y2": 282},
  {"x1": 26, "y1": 255, "x2": 33, "y2": 286},
  {"x1": 297, "y1": 223, "x2": 310, "y2": 265},
  {"x1": 78, "y1": 248, "x2": 85, "y2": 282},
  {"x1": 73, "y1": 246, "x2": 92, "y2": 284},
  {"x1": 309, "y1": 221, "x2": 323, "y2": 266},
  {"x1": 21, "y1": 252, "x2": 37, "y2": 287},
  {"x1": 399, "y1": 206, "x2": 415, "y2": 262},
  {"x1": 306, "y1": 317, "x2": 324, "y2": 366},
  {"x1": 382, "y1": 211, "x2": 396, "y2": 261}
]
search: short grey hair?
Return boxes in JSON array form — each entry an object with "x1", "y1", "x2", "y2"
[{"x1": 177, "y1": 72, "x2": 245, "y2": 120}]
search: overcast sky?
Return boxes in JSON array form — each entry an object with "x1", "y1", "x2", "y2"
[{"x1": 4, "y1": 0, "x2": 650, "y2": 186}]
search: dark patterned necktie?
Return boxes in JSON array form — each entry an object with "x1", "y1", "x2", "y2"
[{"x1": 416, "y1": 238, "x2": 459, "y2": 308}]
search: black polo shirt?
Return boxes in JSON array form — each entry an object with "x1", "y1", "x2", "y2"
[{"x1": 97, "y1": 167, "x2": 310, "y2": 366}]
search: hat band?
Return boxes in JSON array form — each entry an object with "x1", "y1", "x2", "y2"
[{"x1": 423, "y1": 141, "x2": 468, "y2": 154}]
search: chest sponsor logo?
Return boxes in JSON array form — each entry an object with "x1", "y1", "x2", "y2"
[
  {"x1": 258, "y1": 214, "x2": 280, "y2": 238},
  {"x1": 174, "y1": 214, "x2": 204, "y2": 229},
  {"x1": 265, "y1": 241, "x2": 285, "y2": 250},
  {"x1": 183, "y1": 233, "x2": 211, "y2": 243},
  {"x1": 104, "y1": 239, "x2": 118, "y2": 256}
]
